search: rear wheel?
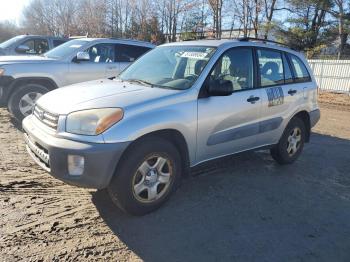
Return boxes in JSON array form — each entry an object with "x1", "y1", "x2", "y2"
[
  {"x1": 8, "y1": 84, "x2": 49, "y2": 121},
  {"x1": 107, "y1": 137, "x2": 181, "y2": 216},
  {"x1": 270, "y1": 117, "x2": 306, "y2": 165}
]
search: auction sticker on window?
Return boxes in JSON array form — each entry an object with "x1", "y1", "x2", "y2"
[
  {"x1": 181, "y1": 52, "x2": 209, "y2": 59},
  {"x1": 69, "y1": 45, "x2": 82, "y2": 48}
]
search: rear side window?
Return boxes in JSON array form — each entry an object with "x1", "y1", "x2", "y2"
[
  {"x1": 53, "y1": 40, "x2": 66, "y2": 47},
  {"x1": 115, "y1": 44, "x2": 151, "y2": 62},
  {"x1": 289, "y1": 54, "x2": 311, "y2": 82},
  {"x1": 257, "y1": 49, "x2": 284, "y2": 87}
]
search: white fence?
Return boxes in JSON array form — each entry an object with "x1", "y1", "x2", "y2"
[{"x1": 308, "y1": 59, "x2": 350, "y2": 94}]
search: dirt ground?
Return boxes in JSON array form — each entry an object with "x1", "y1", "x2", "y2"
[{"x1": 1, "y1": 97, "x2": 350, "y2": 261}]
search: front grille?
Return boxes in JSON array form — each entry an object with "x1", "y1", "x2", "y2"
[
  {"x1": 24, "y1": 133, "x2": 50, "y2": 172},
  {"x1": 33, "y1": 105, "x2": 59, "y2": 129}
]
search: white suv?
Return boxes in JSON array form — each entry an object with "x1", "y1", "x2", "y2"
[
  {"x1": 0, "y1": 38, "x2": 155, "y2": 120},
  {"x1": 23, "y1": 38, "x2": 320, "y2": 215}
]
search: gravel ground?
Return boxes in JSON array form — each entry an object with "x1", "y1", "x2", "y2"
[{"x1": 0, "y1": 102, "x2": 350, "y2": 262}]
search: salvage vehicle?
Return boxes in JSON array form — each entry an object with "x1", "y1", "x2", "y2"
[
  {"x1": 0, "y1": 38, "x2": 155, "y2": 120},
  {"x1": 23, "y1": 38, "x2": 320, "y2": 215},
  {"x1": 0, "y1": 35, "x2": 68, "y2": 56}
]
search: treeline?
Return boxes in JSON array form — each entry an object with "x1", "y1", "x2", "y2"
[{"x1": 0, "y1": 0, "x2": 349, "y2": 58}]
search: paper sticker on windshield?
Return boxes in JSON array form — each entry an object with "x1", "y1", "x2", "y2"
[
  {"x1": 181, "y1": 52, "x2": 208, "y2": 59},
  {"x1": 69, "y1": 45, "x2": 82, "y2": 48}
]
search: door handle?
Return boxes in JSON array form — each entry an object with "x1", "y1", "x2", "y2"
[
  {"x1": 247, "y1": 96, "x2": 260, "y2": 104},
  {"x1": 107, "y1": 66, "x2": 117, "y2": 70},
  {"x1": 288, "y1": 89, "x2": 297, "y2": 96}
]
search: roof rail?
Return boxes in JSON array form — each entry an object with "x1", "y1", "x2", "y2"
[
  {"x1": 238, "y1": 37, "x2": 292, "y2": 49},
  {"x1": 108, "y1": 37, "x2": 153, "y2": 44}
]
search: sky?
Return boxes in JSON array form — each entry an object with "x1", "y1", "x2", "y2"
[{"x1": 0, "y1": 0, "x2": 32, "y2": 24}]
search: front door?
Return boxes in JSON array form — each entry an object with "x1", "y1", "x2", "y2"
[
  {"x1": 67, "y1": 43, "x2": 115, "y2": 85},
  {"x1": 197, "y1": 47, "x2": 262, "y2": 164}
]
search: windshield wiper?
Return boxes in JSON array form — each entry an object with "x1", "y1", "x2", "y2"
[{"x1": 126, "y1": 79, "x2": 154, "y2": 87}]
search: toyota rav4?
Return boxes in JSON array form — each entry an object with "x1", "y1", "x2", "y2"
[{"x1": 23, "y1": 38, "x2": 320, "y2": 215}]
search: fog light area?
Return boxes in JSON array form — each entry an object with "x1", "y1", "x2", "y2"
[{"x1": 68, "y1": 155, "x2": 85, "y2": 176}]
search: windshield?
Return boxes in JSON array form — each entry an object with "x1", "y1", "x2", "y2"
[
  {"x1": 119, "y1": 46, "x2": 217, "y2": 90},
  {"x1": 0, "y1": 35, "x2": 26, "y2": 49},
  {"x1": 44, "y1": 39, "x2": 87, "y2": 59}
]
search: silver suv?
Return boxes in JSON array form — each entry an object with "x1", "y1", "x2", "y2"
[
  {"x1": 0, "y1": 35, "x2": 68, "y2": 56},
  {"x1": 23, "y1": 38, "x2": 320, "y2": 215},
  {"x1": 0, "y1": 38, "x2": 155, "y2": 120}
]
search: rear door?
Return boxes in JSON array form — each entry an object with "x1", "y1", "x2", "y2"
[
  {"x1": 287, "y1": 53, "x2": 313, "y2": 102},
  {"x1": 197, "y1": 47, "x2": 263, "y2": 163},
  {"x1": 254, "y1": 48, "x2": 303, "y2": 146}
]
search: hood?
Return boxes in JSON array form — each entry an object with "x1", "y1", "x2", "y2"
[
  {"x1": 37, "y1": 79, "x2": 180, "y2": 115},
  {"x1": 0, "y1": 55, "x2": 56, "y2": 64}
]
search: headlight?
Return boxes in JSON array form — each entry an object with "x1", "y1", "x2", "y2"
[
  {"x1": 66, "y1": 108, "x2": 124, "y2": 135},
  {"x1": 0, "y1": 68, "x2": 5, "y2": 76}
]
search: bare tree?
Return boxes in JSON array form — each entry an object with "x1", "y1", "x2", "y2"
[
  {"x1": 208, "y1": 0, "x2": 223, "y2": 38},
  {"x1": 263, "y1": 0, "x2": 277, "y2": 39}
]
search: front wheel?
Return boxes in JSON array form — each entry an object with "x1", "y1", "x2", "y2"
[
  {"x1": 8, "y1": 84, "x2": 49, "y2": 121},
  {"x1": 270, "y1": 117, "x2": 306, "y2": 165},
  {"x1": 107, "y1": 137, "x2": 182, "y2": 216}
]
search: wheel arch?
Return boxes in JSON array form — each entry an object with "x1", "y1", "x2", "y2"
[
  {"x1": 8, "y1": 77, "x2": 58, "y2": 99},
  {"x1": 117, "y1": 129, "x2": 191, "y2": 178},
  {"x1": 292, "y1": 110, "x2": 311, "y2": 142}
]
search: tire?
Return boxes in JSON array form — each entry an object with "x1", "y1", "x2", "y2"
[
  {"x1": 107, "y1": 137, "x2": 182, "y2": 216},
  {"x1": 8, "y1": 84, "x2": 49, "y2": 122},
  {"x1": 270, "y1": 117, "x2": 306, "y2": 165}
]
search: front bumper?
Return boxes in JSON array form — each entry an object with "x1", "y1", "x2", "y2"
[
  {"x1": 22, "y1": 116, "x2": 130, "y2": 189},
  {"x1": 0, "y1": 76, "x2": 15, "y2": 107}
]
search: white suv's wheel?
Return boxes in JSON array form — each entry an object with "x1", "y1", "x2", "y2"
[
  {"x1": 270, "y1": 117, "x2": 306, "y2": 165},
  {"x1": 108, "y1": 137, "x2": 181, "y2": 216},
  {"x1": 8, "y1": 84, "x2": 48, "y2": 121}
]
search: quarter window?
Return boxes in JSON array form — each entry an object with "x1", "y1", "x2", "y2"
[
  {"x1": 257, "y1": 49, "x2": 284, "y2": 87},
  {"x1": 289, "y1": 54, "x2": 311, "y2": 82},
  {"x1": 116, "y1": 44, "x2": 151, "y2": 62},
  {"x1": 209, "y1": 48, "x2": 254, "y2": 91}
]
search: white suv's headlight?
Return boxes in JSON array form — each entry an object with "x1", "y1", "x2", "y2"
[
  {"x1": 66, "y1": 108, "x2": 124, "y2": 135},
  {"x1": 0, "y1": 68, "x2": 5, "y2": 76}
]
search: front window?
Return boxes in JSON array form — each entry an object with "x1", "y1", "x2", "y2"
[
  {"x1": 44, "y1": 39, "x2": 88, "y2": 59},
  {"x1": 119, "y1": 46, "x2": 216, "y2": 90},
  {"x1": 85, "y1": 44, "x2": 115, "y2": 63},
  {"x1": 209, "y1": 48, "x2": 254, "y2": 91},
  {"x1": 17, "y1": 38, "x2": 49, "y2": 54}
]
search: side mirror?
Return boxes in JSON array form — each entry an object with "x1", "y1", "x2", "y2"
[
  {"x1": 76, "y1": 51, "x2": 90, "y2": 62},
  {"x1": 16, "y1": 45, "x2": 30, "y2": 53},
  {"x1": 207, "y1": 79, "x2": 233, "y2": 96}
]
